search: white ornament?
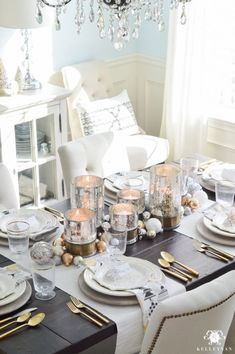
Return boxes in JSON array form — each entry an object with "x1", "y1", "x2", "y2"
[
  {"x1": 145, "y1": 218, "x2": 162, "y2": 233},
  {"x1": 52, "y1": 244, "x2": 64, "y2": 256},
  {"x1": 73, "y1": 255, "x2": 85, "y2": 266}
]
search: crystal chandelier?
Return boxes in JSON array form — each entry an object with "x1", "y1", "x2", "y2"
[{"x1": 36, "y1": 0, "x2": 192, "y2": 49}]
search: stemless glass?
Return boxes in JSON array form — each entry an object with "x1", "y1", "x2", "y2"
[
  {"x1": 31, "y1": 259, "x2": 56, "y2": 301},
  {"x1": 6, "y1": 220, "x2": 30, "y2": 254},
  {"x1": 30, "y1": 241, "x2": 56, "y2": 301},
  {"x1": 215, "y1": 181, "x2": 235, "y2": 208},
  {"x1": 180, "y1": 157, "x2": 199, "y2": 195}
]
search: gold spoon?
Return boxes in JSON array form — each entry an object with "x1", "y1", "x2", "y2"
[
  {"x1": 0, "y1": 312, "x2": 31, "y2": 331},
  {"x1": 158, "y1": 258, "x2": 193, "y2": 281},
  {"x1": 161, "y1": 251, "x2": 199, "y2": 277},
  {"x1": 0, "y1": 313, "x2": 45, "y2": 340}
]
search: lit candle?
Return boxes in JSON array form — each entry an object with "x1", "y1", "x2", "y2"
[
  {"x1": 70, "y1": 175, "x2": 104, "y2": 227},
  {"x1": 109, "y1": 203, "x2": 138, "y2": 231},
  {"x1": 117, "y1": 188, "x2": 145, "y2": 214},
  {"x1": 64, "y1": 208, "x2": 96, "y2": 244}
]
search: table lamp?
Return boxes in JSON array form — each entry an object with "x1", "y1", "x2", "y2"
[{"x1": 0, "y1": 0, "x2": 53, "y2": 90}]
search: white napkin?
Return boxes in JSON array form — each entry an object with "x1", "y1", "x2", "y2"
[
  {"x1": 92, "y1": 260, "x2": 148, "y2": 291},
  {"x1": 212, "y1": 208, "x2": 235, "y2": 233},
  {"x1": 128, "y1": 282, "x2": 168, "y2": 330},
  {"x1": 0, "y1": 273, "x2": 15, "y2": 299}
]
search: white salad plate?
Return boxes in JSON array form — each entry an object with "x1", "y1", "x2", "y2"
[{"x1": 84, "y1": 256, "x2": 165, "y2": 297}]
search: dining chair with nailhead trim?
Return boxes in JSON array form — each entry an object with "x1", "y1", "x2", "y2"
[{"x1": 140, "y1": 270, "x2": 235, "y2": 354}]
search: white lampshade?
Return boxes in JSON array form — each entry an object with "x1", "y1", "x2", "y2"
[{"x1": 0, "y1": 0, "x2": 54, "y2": 29}]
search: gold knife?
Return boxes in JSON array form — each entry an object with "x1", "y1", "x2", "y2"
[
  {"x1": 160, "y1": 268, "x2": 188, "y2": 282},
  {"x1": 198, "y1": 241, "x2": 234, "y2": 260}
]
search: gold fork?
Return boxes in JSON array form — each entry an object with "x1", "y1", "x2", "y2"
[
  {"x1": 66, "y1": 302, "x2": 103, "y2": 327},
  {"x1": 70, "y1": 296, "x2": 110, "y2": 324}
]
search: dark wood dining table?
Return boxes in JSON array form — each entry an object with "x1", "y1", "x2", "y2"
[{"x1": 0, "y1": 198, "x2": 234, "y2": 354}]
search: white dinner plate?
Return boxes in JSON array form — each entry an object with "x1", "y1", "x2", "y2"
[
  {"x1": 84, "y1": 256, "x2": 165, "y2": 297},
  {"x1": 203, "y1": 216, "x2": 235, "y2": 238},
  {"x1": 197, "y1": 218, "x2": 235, "y2": 246},
  {"x1": 0, "y1": 277, "x2": 26, "y2": 307},
  {"x1": 0, "y1": 209, "x2": 58, "y2": 238}
]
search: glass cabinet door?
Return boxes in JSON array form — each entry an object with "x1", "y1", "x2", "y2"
[{"x1": 15, "y1": 106, "x2": 63, "y2": 207}]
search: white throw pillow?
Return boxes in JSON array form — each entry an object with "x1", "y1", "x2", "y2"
[{"x1": 76, "y1": 90, "x2": 140, "y2": 136}]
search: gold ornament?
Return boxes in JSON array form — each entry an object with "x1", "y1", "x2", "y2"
[
  {"x1": 96, "y1": 240, "x2": 107, "y2": 253},
  {"x1": 62, "y1": 253, "x2": 74, "y2": 266}
]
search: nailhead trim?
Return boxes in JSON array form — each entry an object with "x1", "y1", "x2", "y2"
[{"x1": 147, "y1": 291, "x2": 235, "y2": 354}]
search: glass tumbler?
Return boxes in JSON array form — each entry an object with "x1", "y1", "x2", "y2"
[
  {"x1": 6, "y1": 220, "x2": 30, "y2": 254},
  {"x1": 70, "y1": 175, "x2": 104, "y2": 227},
  {"x1": 30, "y1": 241, "x2": 55, "y2": 301},
  {"x1": 180, "y1": 157, "x2": 199, "y2": 195},
  {"x1": 31, "y1": 259, "x2": 56, "y2": 301},
  {"x1": 215, "y1": 181, "x2": 235, "y2": 208}
]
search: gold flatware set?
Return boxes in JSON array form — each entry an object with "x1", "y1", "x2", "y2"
[
  {"x1": 193, "y1": 240, "x2": 234, "y2": 262},
  {"x1": 0, "y1": 311, "x2": 45, "y2": 340},
  {"x1": 158, "y1": 251, "x2": 199, "y2": 283},
  {"x1": 67, "y1": 296, "x2": 110, "y2": 327}
]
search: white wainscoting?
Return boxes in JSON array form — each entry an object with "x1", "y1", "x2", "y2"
[
  {"x1": 108, "y1": 54, "x2": 165, "y2": 137},
  {"x1": 207, "y1": 117, "x2": 235, "y2": 163}
]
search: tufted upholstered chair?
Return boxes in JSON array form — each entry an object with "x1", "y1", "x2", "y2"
[
  {"x1": 61, "y1": 60, "x2": 169, "y2": 163},
  {"x1": 140, "y1": 270, "x2": 235, "y2": 354},
  {"x1": 0, "y1": 163, "x2": 18, "y2": 210}
]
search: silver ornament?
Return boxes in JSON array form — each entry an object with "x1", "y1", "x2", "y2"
[{"x1": 143, "y1": 211, "x2": 151, "y2": 221}]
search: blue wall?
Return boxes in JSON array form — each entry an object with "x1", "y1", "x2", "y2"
[{"x1": 0, "y1": 1, "x2": 170, "y2": 78}]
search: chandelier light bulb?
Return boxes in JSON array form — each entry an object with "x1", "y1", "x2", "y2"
[{"x1": 36, "y1": 0, "x2": 192, "y2": 49}]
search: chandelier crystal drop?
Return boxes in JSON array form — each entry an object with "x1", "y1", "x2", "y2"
[{"x1": 36, "y1": 0, "x2": 192, "y2": 49}]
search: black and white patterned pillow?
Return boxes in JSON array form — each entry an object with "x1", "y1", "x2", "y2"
[{"x1": 76, "y1": 90, "x2": 140, "y2": 136}]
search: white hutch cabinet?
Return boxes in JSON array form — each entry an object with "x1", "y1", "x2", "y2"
[{"x1": 0, "y1": 84, "x2": 71, "y2": 208}]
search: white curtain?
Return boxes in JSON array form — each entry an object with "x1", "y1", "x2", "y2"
[{"x1": 160, "y1": 0, "x2": 235, "y2": 160}]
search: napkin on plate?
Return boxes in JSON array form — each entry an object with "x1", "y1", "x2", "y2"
[
  {"x1": 0, "y1": 273, "x2": 16, "y2": 299},
  {"x1": 211, "y1": 208, "x2": 235, "y2": 233},
  {"x1": 90, "y1": 257, "x2": 168, "y2": 329}
]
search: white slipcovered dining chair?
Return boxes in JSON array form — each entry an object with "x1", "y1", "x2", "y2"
[
  {"x1": 0, "y1": 163, "x2": 18, "y2": 210},
  {"x1": 140, "y1": 270, "x2": 235, "y2": 354},
  {"x1": 58, "y1": 131, "x2": 132, "y2": 194}
]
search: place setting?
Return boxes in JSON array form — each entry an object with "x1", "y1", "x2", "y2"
[
  {"x1": 104, "y1": 170, "x2": 150, "y2": 206},
  {"x1": 0, "y1": 266, "x2": 33, "y2": 317},
  {"x1": 0, "y1": 208, "x2": 63, "y2": 247}
]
